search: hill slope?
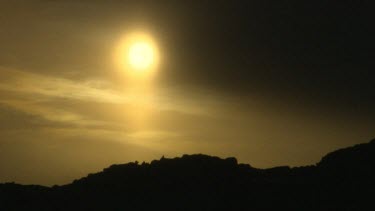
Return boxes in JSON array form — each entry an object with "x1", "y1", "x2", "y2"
[{"x1": 1, "y1": 139, "x2": 374, "y2": 210}]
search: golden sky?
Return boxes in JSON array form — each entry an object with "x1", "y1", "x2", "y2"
[{"x1": 1, "y1": 1, "x2": 374, "y2": 185}]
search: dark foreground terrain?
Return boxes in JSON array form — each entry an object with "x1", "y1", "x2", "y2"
[{"x1": 1, "y1": 139, "x2": 374, "y2": 210}]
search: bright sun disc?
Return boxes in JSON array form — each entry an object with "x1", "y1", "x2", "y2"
[
  {"x1": 115, "y1": 32, "x2": 160, "y2": 76},
  {"x1": 128, "y1": 42, "x2": 154, "y2": 70}
]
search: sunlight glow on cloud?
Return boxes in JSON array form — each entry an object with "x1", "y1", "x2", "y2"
[
  {"x1": 1, "y1": 66, "x2": 374, "y2": 186},
  {"x1": 0, "y1": 67, "x2": 212, "y2": 142}
]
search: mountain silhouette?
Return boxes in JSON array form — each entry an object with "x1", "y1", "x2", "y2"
[{"x1": 1, "y1": 139, "x2": 374, "y2": 210}]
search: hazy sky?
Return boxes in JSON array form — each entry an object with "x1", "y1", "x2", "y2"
[{"x1": 1, "y1": 0, "x2": 374, "y2": 185}]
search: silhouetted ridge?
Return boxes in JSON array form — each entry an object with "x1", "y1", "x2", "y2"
[
  {"x1": 1, "y1": 139, "x2": 375, "y2": 211},
  {"x1": 70, "y1": 154, "x2": 255, "y2": 188},
  {"x1": 317, "y1": 140, "x2": 375, "y2": 177}
]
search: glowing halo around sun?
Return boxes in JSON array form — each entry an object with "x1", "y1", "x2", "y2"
[{"x1": 115, "y1": 32, "x2": 160, "y2": 77}]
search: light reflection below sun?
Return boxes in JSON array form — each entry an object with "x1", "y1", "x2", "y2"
[{"x1": 113, "y1": 31, "x2": 160, "y2": 136}]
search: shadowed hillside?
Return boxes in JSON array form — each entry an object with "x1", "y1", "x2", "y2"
[{"x1": 1, "y1": 139, "x2": 374, "y2": 210}]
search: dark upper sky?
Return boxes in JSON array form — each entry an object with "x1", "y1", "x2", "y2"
[
  {"x1": 164, "y1": 0, "x2": 374, "y2": 110},
  {"x1": 0, "y1": 0, "x2": 374, "y2": 185}
]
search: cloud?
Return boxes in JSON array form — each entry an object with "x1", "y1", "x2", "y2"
[
  {"x1": 0, "y1": 104, "x2": 59, "y2": 131},
  {"x1": 0, "y1": 66, "x2": 217, "y2": 140},
  {"x1": 0, "y1": 1, "x2": 374, "y2": 185}
]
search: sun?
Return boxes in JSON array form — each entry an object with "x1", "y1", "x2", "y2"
[
  {"x1": 128, "y1": 42, "x2": 155, "y2": 70},
  {"x1": 115, "y1": 32, "x2": 160, "y2": 76}
]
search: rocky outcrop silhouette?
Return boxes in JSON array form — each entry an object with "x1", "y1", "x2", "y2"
[{"x1": 1, "y1": 139, "x2": 374, "y2": 210}]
